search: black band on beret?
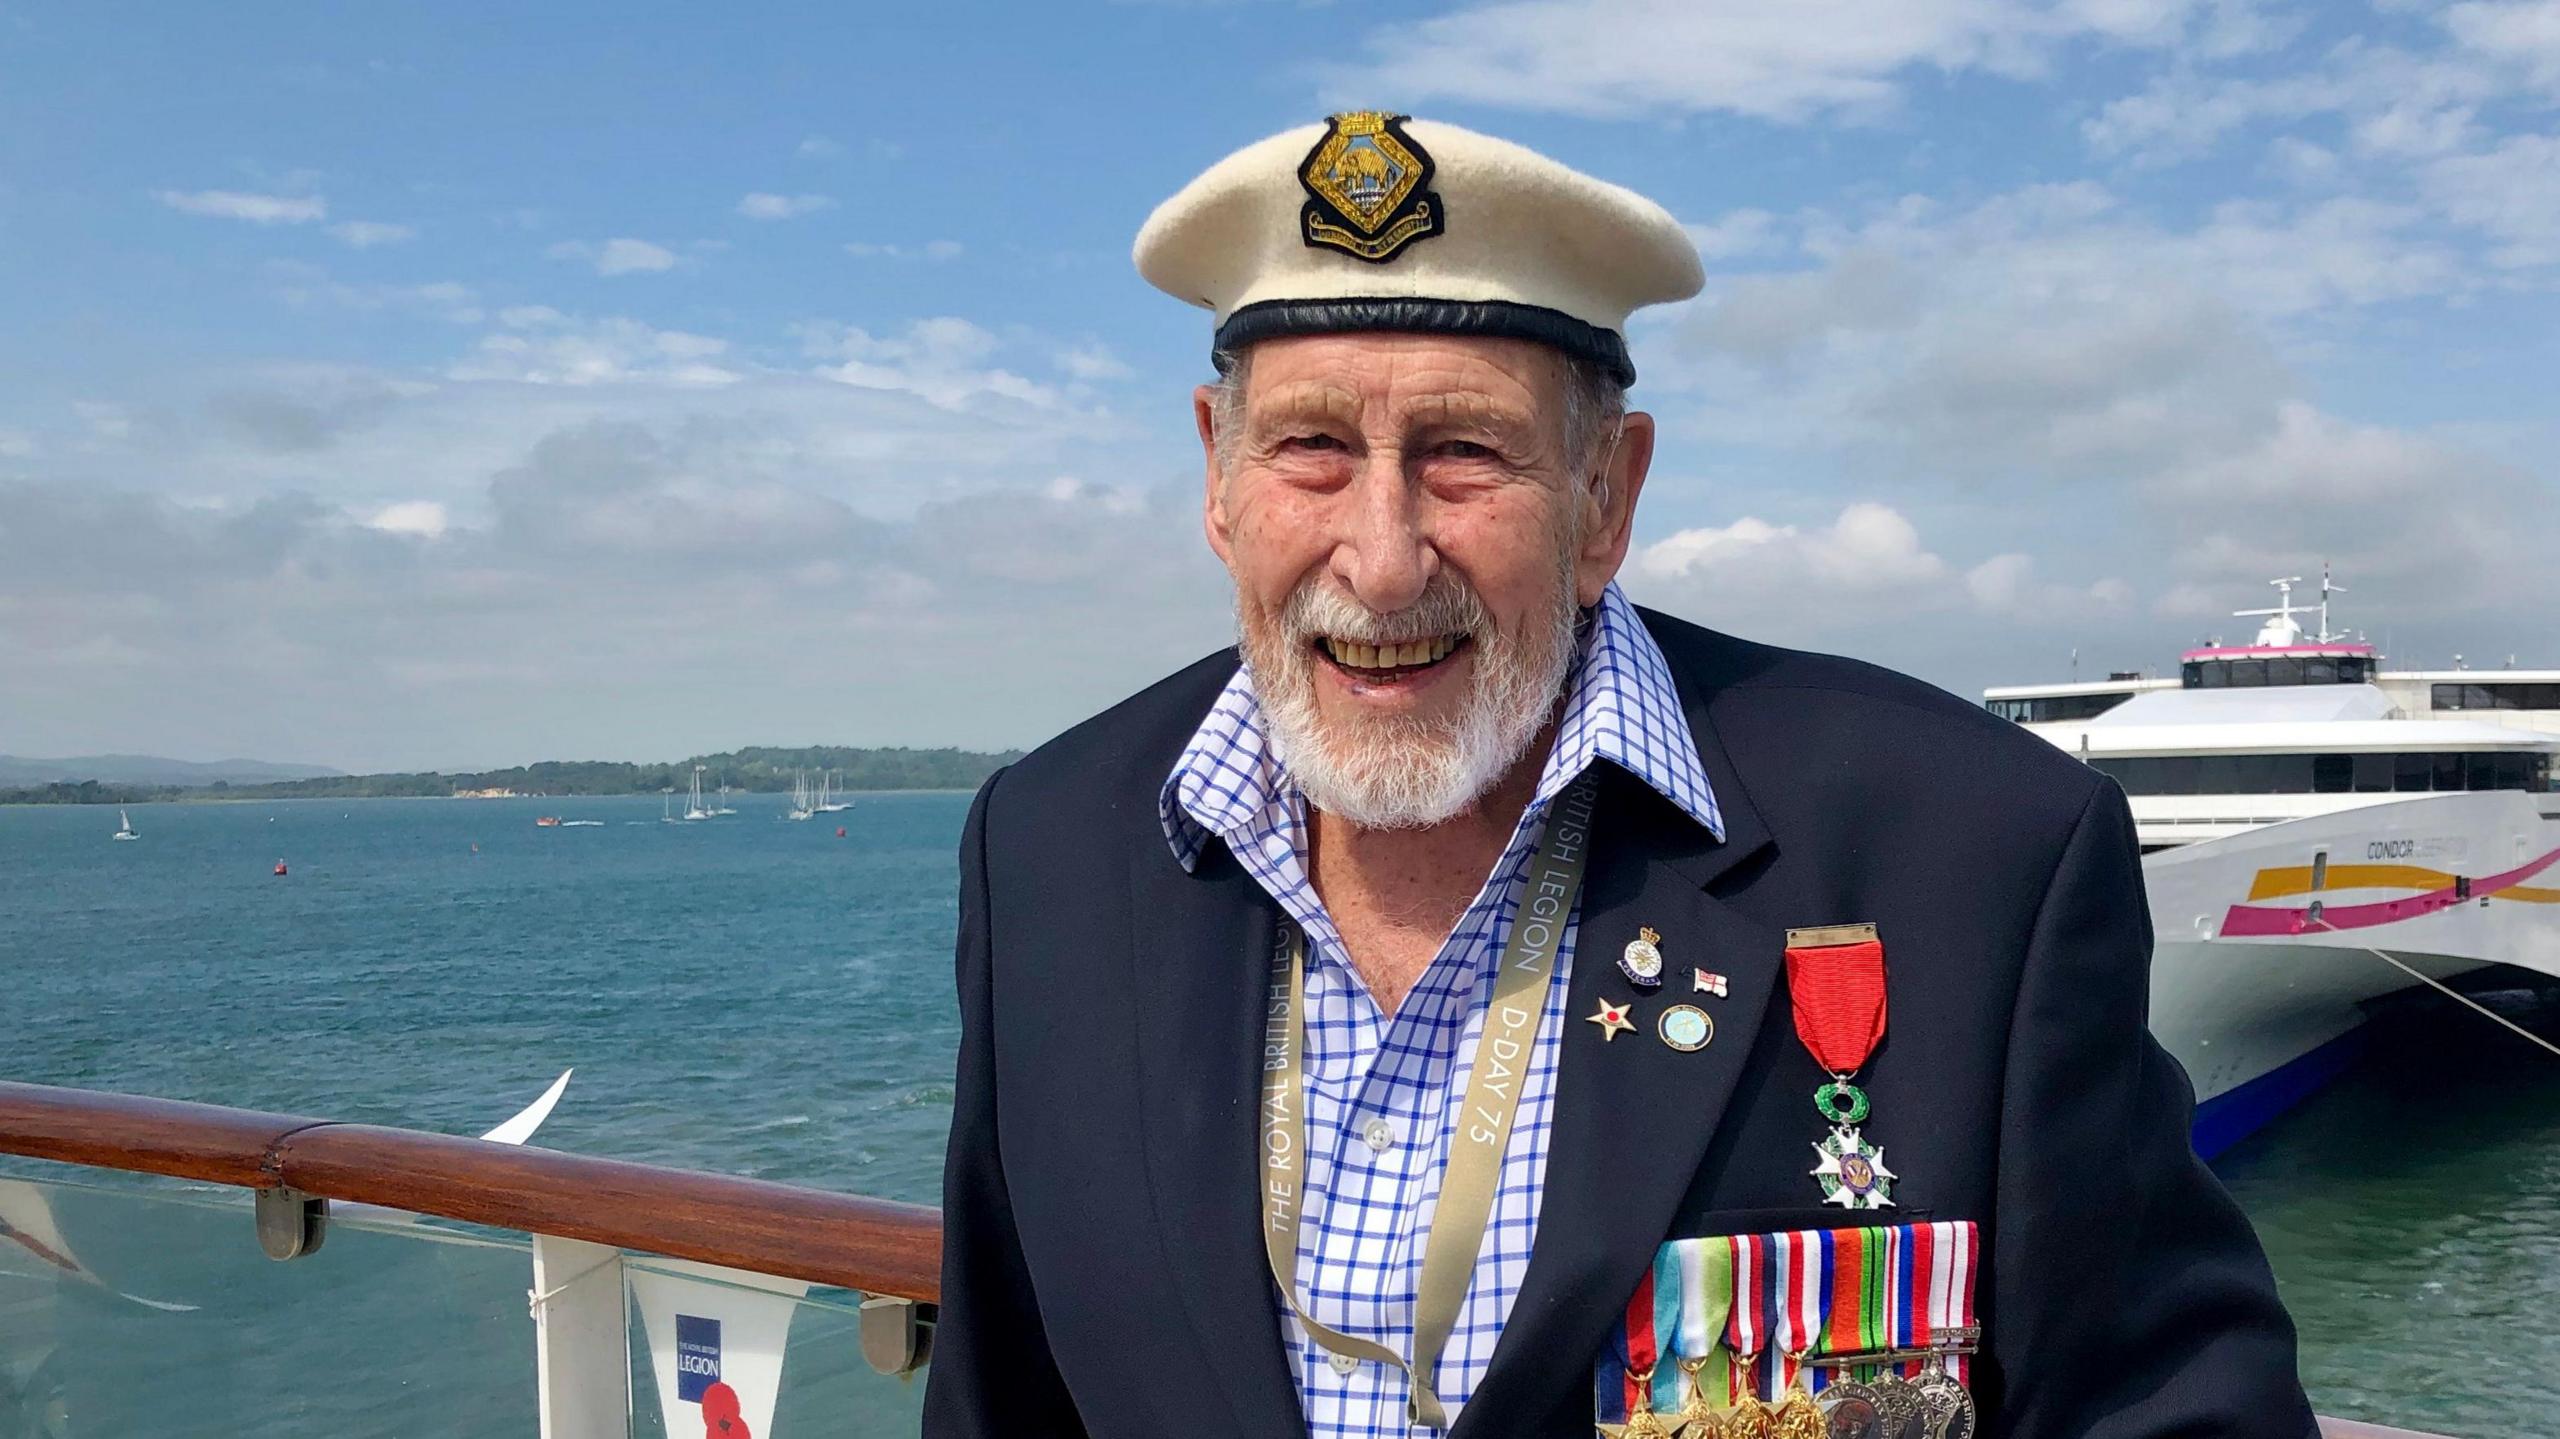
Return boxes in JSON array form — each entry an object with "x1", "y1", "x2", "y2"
[{"x1": 1213, "y1": 297, "x2": 1636, "y2": 386}]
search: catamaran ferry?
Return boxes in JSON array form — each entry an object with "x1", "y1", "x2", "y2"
[{"x1": 1985, "y1": 574, "x2": 2560, "y2": 1155}]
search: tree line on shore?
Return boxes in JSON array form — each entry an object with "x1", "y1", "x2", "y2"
[{"x1": 0, "y1": 745, "x2": 1023, "y2": 806}]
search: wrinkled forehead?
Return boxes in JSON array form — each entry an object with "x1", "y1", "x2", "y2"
[{"x1": 1236, "y1": 332, "x2": 1569, "y2": 434}]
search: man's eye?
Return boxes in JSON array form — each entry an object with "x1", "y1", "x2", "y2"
[
  {"x1": 1283, "y1": 434, "x2": 1345, "y2": 453},
  {"x1": 1436, "y1": 440, "x2": 1496, "y2": 460}
]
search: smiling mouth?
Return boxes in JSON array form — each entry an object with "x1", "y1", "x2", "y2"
[{"x1": 1316, "y1": 632, "x2": 1469, "y2": 681}]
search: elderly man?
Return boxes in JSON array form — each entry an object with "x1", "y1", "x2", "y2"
[{"x1": 924, "y1": 115, "x2": 2314, "y2": 1439}]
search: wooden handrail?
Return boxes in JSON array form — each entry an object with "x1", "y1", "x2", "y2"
[
  {"x1": 0, "y1": 1080, "x2": 939, "y2": 1300},
  {"x1": 0, "y1": 1081, "x2": 2456, "y2": 1437}
]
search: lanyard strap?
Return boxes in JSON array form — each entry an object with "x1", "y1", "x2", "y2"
[{"x1": 1258, "y1": 773, "x2": 1600, "y2": 1428}]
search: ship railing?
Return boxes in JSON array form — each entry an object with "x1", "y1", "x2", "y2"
[{"x1": 0, "y1": 1080, "x2": 2449, "y2": 1437}]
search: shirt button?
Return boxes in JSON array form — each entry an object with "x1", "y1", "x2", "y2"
[
  {"x1": 1329, "y1": 1352, "x2": 1360, "y2": 1376},
  {"x1": 1363, "y1": 1118, "x2": 1395, "y2": 1153}
]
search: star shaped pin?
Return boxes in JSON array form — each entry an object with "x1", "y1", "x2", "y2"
[{"x1": 1585, "y1": 996, "x2": 1637, "y2": 1042}]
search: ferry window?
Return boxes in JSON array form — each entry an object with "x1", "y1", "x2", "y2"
[
  {"x1": 2434, "y1": 752, "x2": 2465, "y2": 792},
  {"x1": 2496, "y1": 753, "x2": 2532, "y2": 790},
  {"x1": 2229, "y1": 660, "x2": 2269, "y2": 688},
  {"x1": 2268, "y1": 658, "x2": 2305, "y2": 687},
  {"x1": 2156, "y1": 755, "x2": 2201, "y2": 794},
  {"x1": 2231, "y1": 753, "x2": 2280, "y2": 792},
  {"x1": 2304, "y1": 659, "x2": 2337, "y2": 686},
  {"x1": 2394, "y1": 752, "x2": 2433, "y2": 792},
  {"x1": 2434, "y1": 683, "x2": 2465, "y2": 710},
  {"x1": 2273, "y1": 754, "x2": 2314, "y2": 793},
  {"x1": 2353, "y1": 752, "x2": 2393, "y2": 792},
  {"x1": 2539, "y1": 684, "x2": 2560, "y2": 709},
  {"x1": 2312, "y1": 754, "x2": 2354, "y2": 793},
  {"x1": 2467, "y1": 753, "x2": 2498, "y2": 790},
  {"x1": 2466, "y1": 684, "x2": 2497, "y2": 710},
  {"x1": 2338, "y1": 657, "x2": 2371, "y2": 684},
  {"x1": 2193, "y1": 662, "x2": 2225, "y2": 689}
]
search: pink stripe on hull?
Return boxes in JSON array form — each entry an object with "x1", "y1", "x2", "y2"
[{"x1": 2220, "y1": 843, "x2": 2560, "y2": 936}]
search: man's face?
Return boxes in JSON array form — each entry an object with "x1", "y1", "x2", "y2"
[{"x1": 1195, "y1": 332, "x2": 1651, "y2": 828}]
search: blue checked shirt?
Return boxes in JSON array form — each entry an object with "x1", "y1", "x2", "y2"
[{"x1": 1159, "y1": 583, "x2": 1722, "y2": 1437}]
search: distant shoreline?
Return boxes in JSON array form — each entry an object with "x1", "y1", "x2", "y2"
[
  {"x1": 1, "y1": 787, "x2": 986, "y2": 808},
  {"x1": 0, "y1": 746, "x2": 1019, "y2": 808}
]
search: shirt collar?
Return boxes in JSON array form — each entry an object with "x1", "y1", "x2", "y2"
[{"x1": 1159, "y1": 582, "x2": 1721, "y2": 871}]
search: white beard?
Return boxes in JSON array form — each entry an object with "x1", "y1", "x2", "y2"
[{"x1": 1237, "y1": 558, "x2": 1581, "y2": 831}]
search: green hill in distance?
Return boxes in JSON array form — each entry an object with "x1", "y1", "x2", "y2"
[{"x1": 0, "y1": 745, "x2": 1021, "y2": 806}]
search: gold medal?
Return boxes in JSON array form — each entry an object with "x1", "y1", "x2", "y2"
[
  {"x1": 1673, "y1": 1355, "x2": 1724, "y2": 1439},
  {"x1": 1598, "y1": 1367, "x2": 1680, "y2": 1439}
]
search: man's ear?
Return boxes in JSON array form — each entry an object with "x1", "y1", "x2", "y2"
[
  {"x1": 1574, "y1": 410, "x2": 1654, "y2": 608},
  {"x1": 1195, "y1": 384, "x2": 1235, "y2": 569}
]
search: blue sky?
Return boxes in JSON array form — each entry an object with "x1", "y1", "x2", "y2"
[{"x1": 4, "y1": 0, "x2": 2556, "y2": 771}]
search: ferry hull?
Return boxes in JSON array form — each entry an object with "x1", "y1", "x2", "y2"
[{"x1": 2139, "y1": 791, "x2": 2560, "y2": 1155}]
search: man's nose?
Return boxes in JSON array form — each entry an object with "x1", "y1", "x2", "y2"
[{"x1": 1328, "y1": 454, "x2": 1435, "y2": 613}]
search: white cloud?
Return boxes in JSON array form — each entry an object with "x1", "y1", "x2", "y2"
[
  {"x1": 1685, "y1": 209, "x2": 1785, "y2": 262},
  {"x1": 2426, "y1": 132, "x2": 2560, "y2": 267},
  {"x1": 156, "y1": 189, "x2": 326, "y2": 224},
  {"x1": 804, "y1": 317, "x2": 1060, "y2": 409},
  {"x1": 796, "y1": 135, "x2": 844, "y2": 159},
  {"x1": 2444, "y1": 0, "x2": 2560, "y2": 89},
  {"x1": 264, "y1": 263, "x2": 482, "y2": 323},
  {"x1": 1056, "y1": 342, "x2": 1135, "y2": 382},
  {"x1": 450, "y1": 311, "x2": 740, "y2": 387},
  {"x1": 365, "y1": 500, "x2": 449, "y2": 537},
  {"x1": 546, "y1": 237, "x2": 680, "y2": 276},
  {"x1": 1636, "y1": 502, "x2": 1948, "y2": 594},
  {"x1": 737, "y1": 192, "x2": 835, "y2": 220},
  {"x1": 328, "y1": 220, "x2": 415, "y2": 248},
  {"x1": 844, "y1": 239, "x2": 963, "y2": 261},
  {"x1": 1326, "y1": 0, "x2": 2243, "y2": 123}
]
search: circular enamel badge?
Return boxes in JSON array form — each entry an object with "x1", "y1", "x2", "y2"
[
  {"x1": 1618, "y1": 925, "x2": 1665, "y2": 989},
  {"x1": 1656, "y1": 1004, "x2": 1714, "y2": 1053}
]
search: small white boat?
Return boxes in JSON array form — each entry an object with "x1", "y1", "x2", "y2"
[
  {"x1": 787, "y1": 769, "x2": 815, "y2": 822},
  {"x1": 112, "y1": 810, "x2": 138, "y2": 841},
  {"x1": 682, "y1": 767, "x2": 714, "y2": 822},
  {"x1": 811, "y1": 770, "x2": 852, "y2": 815}
]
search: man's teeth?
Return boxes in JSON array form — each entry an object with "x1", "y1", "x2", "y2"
[{"x1": 1323, "y1": 634, "x2": 1462, "y2": 668}]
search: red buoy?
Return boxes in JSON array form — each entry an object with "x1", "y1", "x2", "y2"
[
  {"x1": 835, "y1": 826, "x2": 847, "y2": 838},
  {"x1": 273, "y1": 859, "x2": 288, "y2": 876}
]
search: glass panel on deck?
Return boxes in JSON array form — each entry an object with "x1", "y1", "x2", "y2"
[
  {"x1": 0, "y1": 1174, "x2": 533, "y2": 1435},
  {"x1": 622, "y1": 1257, "x2": 925, "y2": 1438}
]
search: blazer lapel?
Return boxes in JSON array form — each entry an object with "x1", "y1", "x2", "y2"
[
  {"x1": 1125, "y1": 838, "x2": 1304, "y2": 1439},
  {"x1": 1456, "y1": 763, "x2": 1785, "y2": 1436}
]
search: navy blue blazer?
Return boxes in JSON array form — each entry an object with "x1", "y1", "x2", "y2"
[{"x1": 924, "y1": 607, "x2": 2315, "y2": 1438}]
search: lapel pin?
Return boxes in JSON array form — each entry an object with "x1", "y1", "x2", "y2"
[
  {"x1": 1618, "y1": 925, "x2": 1666, "y2": 990},
  {"x1": 1656, "y1": 1004, "x2": 1714, "y2": 1053},
  {"x1": 1692, "y1": 968, "x2": 1728, "y2": 998},
  {"x1": 1584, "y1": 996, "x2": 1637, "y2": 1042}
]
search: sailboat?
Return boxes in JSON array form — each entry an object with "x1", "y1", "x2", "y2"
[
  {"x1": 682, "y1": 767, "x2": 714, "y2": 822},
  {"x1": 710, "y1": 781, "x2": 737, "y2": 817},
  {"x1": 661, "y1": 791, "x2": 677, "y2": 824},
  {"x1": 112, "y1": 810, "x2": 138, "y2": 841},
  {"x1": 787, "y1": 770, "x2": 815, "y2": 822},
  {"x1": 812, "y1": 770, "x2": 852, "y2": 815}
]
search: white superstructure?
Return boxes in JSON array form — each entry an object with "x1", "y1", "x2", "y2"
[{"x1": 1985, "y1": 574, "x2": 2560, "y2": 1153}]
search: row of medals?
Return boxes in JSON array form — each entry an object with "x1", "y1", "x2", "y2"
[{"x1": 1610, "y1": 1336, "x2": 1977, "y2": 1439}]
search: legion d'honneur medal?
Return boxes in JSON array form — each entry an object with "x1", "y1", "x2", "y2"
[{"x1": 1784, "y1": 924, "x2": 1896, "y2": 1209}]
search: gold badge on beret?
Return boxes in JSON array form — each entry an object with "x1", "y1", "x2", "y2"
[{"x1": 1297, "y1": 111, "x2": 1445, "y2": 264}]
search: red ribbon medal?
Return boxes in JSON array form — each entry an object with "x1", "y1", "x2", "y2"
[{"x1": 1784, "y1": 924, "x2": 1898, "y2": 1210}]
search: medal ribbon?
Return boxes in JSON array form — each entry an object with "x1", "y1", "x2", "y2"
[
  {"x1": 1782, "y1": 933, "x2": 1885, "y2": 1075},
  {"x1": 1260, "y1": 773, "x2": 1600, "y2": 1429},
  {"x1": 1672, "y1": 1238, "x2": 1733, "y2": 1413}
]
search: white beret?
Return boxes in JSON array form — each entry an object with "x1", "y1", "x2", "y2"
[{"x1": 1134, "y1": 112, "x2": 1703, "y2": 385}]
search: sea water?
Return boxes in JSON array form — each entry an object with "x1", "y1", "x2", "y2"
[{"x1": 4, "y1": 792, "x2": 2553, "y2": 1432}]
